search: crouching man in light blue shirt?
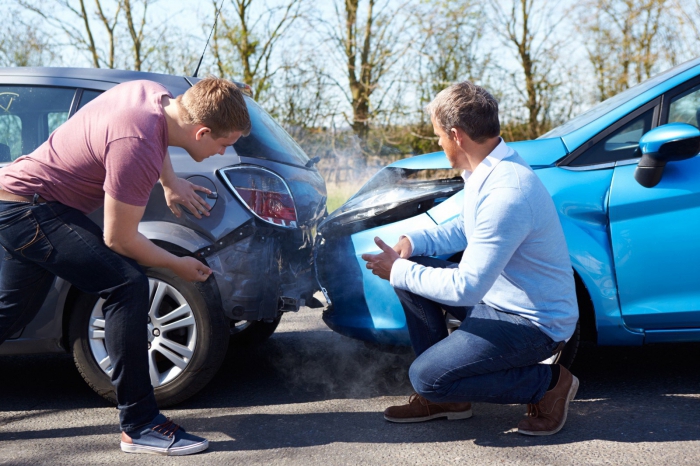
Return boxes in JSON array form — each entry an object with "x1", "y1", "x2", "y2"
[{"x1": 362, "y1": 81, "x2": 579, "y2": 436}]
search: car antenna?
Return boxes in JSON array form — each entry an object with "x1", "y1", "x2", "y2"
[{"x1": 192, "y1": 0, "x2": 225, "y2": 78}]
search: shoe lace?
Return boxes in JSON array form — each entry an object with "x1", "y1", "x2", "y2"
[
  {"x1": 152, "y1": 418, "x2": 180, "y2": 438},
  {"x1": 408, "y1": 392, "x2": 432, "y2": 415},
  {"x1": 408, "y1": 393, "x2": 429, "y2": 406},
  {"x1": 526, "y1": 403, "x2": 540, "y2": 418}
]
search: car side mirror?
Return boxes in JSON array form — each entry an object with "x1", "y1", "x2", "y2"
[{"x1": 634, "y1": 122, "x2": 700, "y2": 188}]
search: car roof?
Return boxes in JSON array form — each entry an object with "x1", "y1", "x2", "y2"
[
  {"x1": 557, "y1": 57, "x2": 700, "y2": 152},
  {"x1": 0, "y1": 67, "x2": 251, "y2": 95},
  {"x1": 0, "y1": 66, "x2": 194, "y2": 89}
]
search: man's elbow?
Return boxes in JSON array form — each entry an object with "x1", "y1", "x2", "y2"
[{"x1": 103, "y1": 234, "x2": 129, "y2": 255}]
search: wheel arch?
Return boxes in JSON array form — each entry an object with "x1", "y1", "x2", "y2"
[
  {"x1": 60, "y1": 238, "x2": 224, "y2": 351},
  {"x1": 573, "y1": 268, "x2": 597, "y2": 343}
]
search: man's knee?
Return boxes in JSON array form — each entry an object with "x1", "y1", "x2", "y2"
[
  {"x1": 409, "y1": 356, "x2": 448, "y2": 401},
  {"x1": 127, "y1": 269, "x2": 149, "y2": 296},
  {"x1": 410, "y1": 351, "x2": 480, "y2": 403},
  {"x1": 112, "y1": 266, "x2": 149, "y2": 304}
]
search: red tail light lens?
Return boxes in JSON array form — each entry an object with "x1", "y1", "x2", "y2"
[{"x1": 221, "y1": 167, "x2": 298, "y2": 228}]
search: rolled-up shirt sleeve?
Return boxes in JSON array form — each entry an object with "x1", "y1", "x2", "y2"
[{"x1": 390, "y1": 187, "x2": 533, "y2": 307}]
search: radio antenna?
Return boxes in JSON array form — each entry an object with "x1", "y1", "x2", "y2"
[{"x1": 193, "y1": 0, "x2": 225, "y2": 77}]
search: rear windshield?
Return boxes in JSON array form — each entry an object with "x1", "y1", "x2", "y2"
[{"x1": 233, "y1": 97, "x2": 310, "y2": 167}]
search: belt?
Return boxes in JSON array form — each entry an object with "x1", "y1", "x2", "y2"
[{"x1": 0, "y1": 189, "x2": 47, "y2": 204}]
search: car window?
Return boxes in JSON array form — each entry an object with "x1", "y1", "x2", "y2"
[
  {"x1": 0, "y1": 114, "x2": 21, "y2": 163},
  {"x1": 78, "y1": 89, "x2": 102, "y2": 111},
  {"x1": 668, "y1": 84, "x2": 700, "y2": 127},
  {"x1": 48, "y1": 112, "x2": 70, "y2": 133},
  {"x1": 0, "y1": 86, "x2": 76, "y2": 161},
  {"x1": 233, "y1": 97, "x2": 310, "y2": 167},
  {"x1": 569, "y1": 108, "x2": 654, "y2": 167}
]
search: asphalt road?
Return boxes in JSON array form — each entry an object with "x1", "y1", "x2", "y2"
[{"x1": 1, "y1": 307, "x2": 700, "y2": 465}]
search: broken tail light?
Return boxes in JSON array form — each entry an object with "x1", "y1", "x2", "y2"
[{"x1": 220, "y1": 166, "x2": 298, "y2": 228}]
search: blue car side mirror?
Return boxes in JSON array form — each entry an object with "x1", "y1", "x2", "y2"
[{"x1": 635, "y1": 122, "x2": 700, "y2": 187}]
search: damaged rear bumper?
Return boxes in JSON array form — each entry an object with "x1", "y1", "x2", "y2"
[{"x1": 196, "y1": 220, "x2": 319, "y2": 322}]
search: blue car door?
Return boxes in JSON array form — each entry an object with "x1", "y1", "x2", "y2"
[{"x1": 608, "y1": 82, "x2": 700, "y2": 335}]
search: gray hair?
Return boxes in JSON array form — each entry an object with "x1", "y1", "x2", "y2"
[{"x1": 426, "y1": 81, "x2": 500, "y2": 143}]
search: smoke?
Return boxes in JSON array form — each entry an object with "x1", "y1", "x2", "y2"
[{"x1": 266, "y1": 328, "x2": 415, "y2": 400}]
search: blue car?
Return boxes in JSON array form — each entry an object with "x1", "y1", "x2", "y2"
[{"x1": 315, "y1": 57, "x2": 700, "y2": 365}]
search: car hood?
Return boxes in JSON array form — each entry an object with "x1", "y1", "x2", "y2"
[{"x1": 391, "y1": 137, "x2": 568, "y2": 171}]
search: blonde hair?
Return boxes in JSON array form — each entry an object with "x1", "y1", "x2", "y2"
[{"x1": 178, "y1": 76, "x2": 251, "y2": 138}]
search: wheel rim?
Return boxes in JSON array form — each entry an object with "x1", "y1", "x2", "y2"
[{"x1": 87, "y1": 278, "x2": 198, "y2": 387}]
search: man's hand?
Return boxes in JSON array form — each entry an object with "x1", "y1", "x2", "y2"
[
  {"x1": 163, "y1": 177, "x2": 212, "y2": 219},
  {"x1": 394, "y1": 236, "x2": 413, "y2": 258},
  {"x1": 171, "y1": 256, "x2": 212, "y2": 282},
  {"x1": 361, "y1": 236, "x2": 401, "y2": 281}
]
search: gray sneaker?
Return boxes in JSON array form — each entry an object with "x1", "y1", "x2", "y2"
[{"x1": 121, "y1": 414, "x2": 209, "y2": 456}]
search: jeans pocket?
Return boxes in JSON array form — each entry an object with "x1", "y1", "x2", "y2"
[{"x1": 0, "y1": 209, "x2": 54, "y2": 262}]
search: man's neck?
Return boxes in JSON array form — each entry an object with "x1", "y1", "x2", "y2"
[
  {"x1": 161, "y1": 95, "x2": 188, "y2": 148},
  {"x1": 464, "y1": 137, "x2": 501, "y2": 172}
]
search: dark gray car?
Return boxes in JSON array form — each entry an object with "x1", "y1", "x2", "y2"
[{"x1": 0, "y1": 67, "x2": 327, "y2": 406}]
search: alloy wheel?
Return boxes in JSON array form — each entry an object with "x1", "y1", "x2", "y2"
[{"x1": 87, "y1": 278, "x2": 198, "y2": 387}]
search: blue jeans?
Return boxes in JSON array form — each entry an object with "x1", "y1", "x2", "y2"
[
  {"x1": 395, "y1": 256, "x2": 559, "y2": 405},
  {"x1": 0, "y1": 200, "x2": 158, "y2": 432}
]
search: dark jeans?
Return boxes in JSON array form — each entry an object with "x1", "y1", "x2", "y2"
[
  {"x1": 396, "y1": 256, "x2": 560, "y2": 405},
  {"x1": 0, "y1": 200, "x2": 158, "y2": 432}
]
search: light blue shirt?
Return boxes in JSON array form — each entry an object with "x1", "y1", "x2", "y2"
[{"x1": 390, "y1": 140, "x2": 578, "y2": 342}]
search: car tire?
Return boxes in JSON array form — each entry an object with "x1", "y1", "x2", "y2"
[
  {"x1": 69, "y1": 267, "x2": 229, "y2": 407},
  {"x1": 539, "y1": 320, "x2": 580, "y2": 369},
  {"x1": 229, "y1": 315, "x2": 282, "y2": 348},
  {"x1": 552, "y1": 320, "x2": 580, "y2": 369}
]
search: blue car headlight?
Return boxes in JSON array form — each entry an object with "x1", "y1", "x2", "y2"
[{"x1": 319, "y1": 167, "x2": 464, "y2": 235}]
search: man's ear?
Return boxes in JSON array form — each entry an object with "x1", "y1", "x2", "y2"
[
  {"x1": 451, "y1": 127, "x2": 463, "y2": 146},
  {"x1": 194, "y1": 126, "x2": 212, "y2": 141}
]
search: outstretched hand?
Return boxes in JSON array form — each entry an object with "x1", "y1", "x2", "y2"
[
  {"x1": 163, "y1": 177, "x2": 212, "y2": 219},
  {"x1": 361, "y1": 236, "x2": 401, "y2": 281}
]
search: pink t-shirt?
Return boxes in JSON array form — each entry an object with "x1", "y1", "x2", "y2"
[{"x1": 0, "y1": 80, "x2": 171, "y2": 214}]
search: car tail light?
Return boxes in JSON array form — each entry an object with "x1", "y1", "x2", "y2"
[{"x1": 220, "y1": 166, "x2": 298, "y2": 228}]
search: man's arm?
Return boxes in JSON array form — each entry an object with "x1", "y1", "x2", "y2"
[
  {"x1": 159, "y1": 152, "x2": 212, "y2": 219},
  {"x1": 407, "y1": 214, "x2": 466, "y2": 257},
  {"x1": 103, "y1": 193, "x2": 212, "y2": 282},
  {"x1": 391, "y1": 188, "x2": 532, "y2": 307}
]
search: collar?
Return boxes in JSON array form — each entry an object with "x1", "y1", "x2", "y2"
[{"x1": 461, "y1": 138, "x2": 512, "y2": 193}]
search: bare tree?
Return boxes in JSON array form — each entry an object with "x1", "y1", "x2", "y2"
[
  {"x1": 0, "y1": 20, "x2": 55, "y2": 67},
  {"x1": 320, "y1": 0, "x2": 409, "y2": 143},
  {"x1": 406, "y1": 0, "x2": 490, "y2": 153},
  {"x1": 579, "y1": 0, "x2": 676, "y2": 101},
  {"x1": 412, "y1": 0, "x2": 489, "y2": 101},
  {"x1": 121, "y1": 0, "x2": 154, "y2": 71},
  {"x1": 18, "y1": 0, "x2": 121, "y2": 68},
  {"x1": 489, "y1": 0, "x2": 567, "y2": 139},
  {"x1": 211, "y1": 0, "x2": 307, "y2": 101}
]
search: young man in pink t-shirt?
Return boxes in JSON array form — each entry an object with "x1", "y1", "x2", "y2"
[{"x1": 0, "y1": 76, "x2": 251, "y2": 456}]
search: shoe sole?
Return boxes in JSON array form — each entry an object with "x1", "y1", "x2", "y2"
[
  {"x1": 518, "y1": 375, "x2": 579, "y2": 436},
  {"x1": 120, "y1": 440, "x2": 209, "y2": 456},
  {"x1": 384, "y1": 408, "x2": 473, "y2": 423}
]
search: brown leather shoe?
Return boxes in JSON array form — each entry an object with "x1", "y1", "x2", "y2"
[
  {"x1": 384, "y1": 393, "x2": 472, "y2": 423},
  {"x1": 517, "y1": 365, "x2": 579, "y2": 436}
]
